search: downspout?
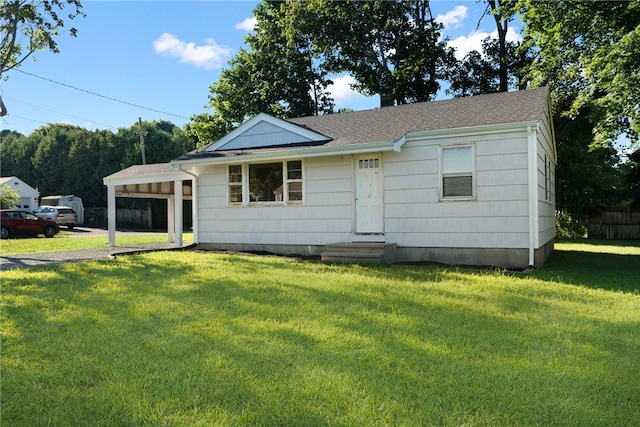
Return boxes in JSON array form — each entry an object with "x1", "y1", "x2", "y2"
[
  {"x1": 170, "y1": 163, "x2": 199, "y2": 245},
  {"x1": 527, "y1": 125, "x2": 538, "y2": 267}
]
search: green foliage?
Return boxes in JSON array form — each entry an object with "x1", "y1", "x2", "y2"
[
  {"x1": 517, "y1": 0, "x2": 640, "y2": 147},
  {"x1": 447, "y1": 37, "x2": 530, "y2": 97},
  {"x1": 554, "y1": 100, "x2": 625, "y2": 226},
  {"x1": 0, "y1": 182, "x2": 20, "y2": 208},
  {"x1": 1, "y1": 244, "x2": 639, "y2": 425},
  {"x1": 555, "y1": 210, "x2": 587, "y2": 239},
  {"x1": 622, "y1": 149, "x2": 640, "y2": 209},
  {"x1": 0, "y1": 0, "x2": 85, "y2": 76},
  {"x1": 190, "y1": 1, "x2": 335, "y2": 147},
  {"x1": 0, "y1": 121, "x2": 195, "y2": 207},
  {"x1": 296, "y1": 0, "x2": 456, "y2": 104}
]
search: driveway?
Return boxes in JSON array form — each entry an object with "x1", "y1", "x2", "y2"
[{"x1": 0, "y1": 228, "x2": 194, "y2": 270}]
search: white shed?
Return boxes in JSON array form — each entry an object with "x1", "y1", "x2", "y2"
[
  {"x1": 105, "y1": 88, "x2": 556, "y2": 268},
  {"x1": 40, "y1": 195, "x2": 85, "y2": 224},
  {"x1": 0, "y1": 176, "x2": 40, "y2": 211}
]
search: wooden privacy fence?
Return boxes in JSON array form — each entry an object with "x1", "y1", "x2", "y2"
[{"x1": 588, "y1": 207, "x2": 640, "y2": 239}]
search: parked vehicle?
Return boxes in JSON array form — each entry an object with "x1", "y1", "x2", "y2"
[
  {"x1": 40, "y1": 195, "x2": 85, "y2": 224},
  {"x1": 33, "y1": 206, "x2": 78, "y2": 229},
  {"x1": 0, "y1": 210, "x2": 60, "y2": 239}
]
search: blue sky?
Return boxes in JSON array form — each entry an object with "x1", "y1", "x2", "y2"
[{"x1": 0, "y1": 1, "x2": 520, "y2": 137}]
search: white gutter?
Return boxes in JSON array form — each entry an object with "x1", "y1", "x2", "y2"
[{"x1": 527, "y1": 124, "x2": 539, "y2": 267}]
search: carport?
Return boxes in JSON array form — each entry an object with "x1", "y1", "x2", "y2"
[{"x1": 102, "y1": 163, "x2": 196, "y2": 248}]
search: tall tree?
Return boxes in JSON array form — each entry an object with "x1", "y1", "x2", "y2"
[
  {"x1": 516, "y1": 0, "x2": 640, "y2": 147},
  {"x1": 485, "y1": 0, "x2": 511, "y2": 92},
  {"x1": 293, "y1": 0, "x2": 456, "y2": 105},
  {"x1": 447, "y1": 37, "x2": 530, "y2": 97},
  {"x1": 0, "y1": 0, "x2": 84, "y2": 76},
  {"x1": 189, "y1": 1, "x2": 334, "y2": 146}
]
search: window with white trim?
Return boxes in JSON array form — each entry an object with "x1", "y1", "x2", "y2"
[
  {"x1": 229, "y1": 160, "x2": 303, "y2": 205},
  {"x1": 286, "y1": 160, "x2": 303, "y2": 202},
  {"x1": 441, "y1": 145, "x2": 474, "y2": 199},
  {"x1": 228, "y1": 165, "x2": 243, "y2": 204},
  {"x1": 544, "y1": 154, "x2": 552, "y2": 202}
]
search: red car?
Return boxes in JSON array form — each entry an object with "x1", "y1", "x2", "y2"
[{"x1": 0, "y1": 209, "x2": 60, "y2": 239}]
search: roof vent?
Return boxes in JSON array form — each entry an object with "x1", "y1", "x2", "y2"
[{"x1": 380, "y1": 94, "x2": 395, "y2": 108}]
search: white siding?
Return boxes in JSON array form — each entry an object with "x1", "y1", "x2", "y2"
[
  {"x1": 194, "y1": 127, "x2": 545, "y2": 253},
  {"x1": 536, "y1": 102, "x2": 557, "y2": 247},
  {"x1": 196, "y1": 156, "x2": 355, "y2": 246},
  {"x1": 384, "y1": 130, "x2": 530, "y2": 249}
]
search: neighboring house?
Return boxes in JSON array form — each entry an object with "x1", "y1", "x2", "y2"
[
  {"x1": 0, "y1": 176, "x2": 39, "y2": 211},
  {"x1": 104, "y1": 87, "x2": 556, "y2": 268}
]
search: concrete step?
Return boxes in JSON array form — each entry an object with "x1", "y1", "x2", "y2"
[{"x1": 321, "y1": 242, "x2": 397, "y2": 264}]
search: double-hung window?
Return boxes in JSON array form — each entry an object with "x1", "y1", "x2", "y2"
[
  {"x1": 228, "y1": 160, "x2": 303, "y2": 205},
  {"x1": 544, "y1": 154, "x2": 552, "y2": 203},
  {"x1": 228, "y1": 165, "x2": 243, "y2": 204},
  {"x1": 440, "y1": 144, "x2": 474, "y2": 199}
]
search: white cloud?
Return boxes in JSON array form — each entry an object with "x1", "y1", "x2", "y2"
[
  {"x1": 449, "y1": 26, "x2": 523, "y2": 60},
  {"x1": 328, "y1": 75, "x2": 361, "y2": 103},
  {"x1": 436, "y1": 5, "x2": 468, "y2": 30},
  {"x1": 235, "y1": 17, "x2": 257, "y2": 32},
  {"x1": 153, "y1": 33, "x2": 231, "y2": 70}
]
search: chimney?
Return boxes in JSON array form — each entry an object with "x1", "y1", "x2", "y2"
[{"x1": 380, "y1": 94, "x2": 395, "y2": 108}]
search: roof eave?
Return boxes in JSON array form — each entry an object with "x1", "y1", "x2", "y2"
[
  {"x1": 103, "y1": 170, "x2": 193, "y2": 186},
  {"x1": 171, "y1": 140, "x2": 397, "y2": 168},
  {"x1": 397, "y1": 121, "x2": 542, "y2": 150}
]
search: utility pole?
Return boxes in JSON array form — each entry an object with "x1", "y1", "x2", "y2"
[{"x1": 137, "y1": 117, "x2": 147, "y2": 165}]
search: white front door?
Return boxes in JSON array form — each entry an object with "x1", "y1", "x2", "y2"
[{"x1": 355, "y1": 154, "x2": 384, "y2": 233}]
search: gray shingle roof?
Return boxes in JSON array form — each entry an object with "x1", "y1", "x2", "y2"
[
  {"x1": 105, "y1": 163, "x2": 175, "y2": 179},
  {"x1": 173, "y1": 87, "x2": 549, "y2": 163},
  {"x1": 286, "y1": 87, "x2": 549, "y2": 147}
]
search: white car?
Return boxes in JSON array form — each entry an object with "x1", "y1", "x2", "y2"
[{"x1": 33, "y1": 206, "x2": 78, "y2": 229}]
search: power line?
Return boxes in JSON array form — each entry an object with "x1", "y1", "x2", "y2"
[
  {"x1": 15, "y1": 69, "x2": 191, "y2": 120},
  {"x1": 4, "y1": 97, "x2": 119, "y2": 130}
]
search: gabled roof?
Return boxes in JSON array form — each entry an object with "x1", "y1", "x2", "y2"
[
  {"x1": 103, "y1": 163, "x2": 192, "y2": 185},
  {"x1": 0, "y1": 176, "x2": 39, "y2": 194},
  {"x1": 204, "y1": 113, "x2": 330, "y2": 152},
  {"x1": 173, "y1": 87, "x2": 550, "y2": 165}
]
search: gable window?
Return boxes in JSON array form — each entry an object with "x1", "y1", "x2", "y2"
[
  {"x1": 229, "y1": 161, "x2": 303, "y2": 205},
  {"x1": 440, "y1": 144, "x2": 474, "y2": 199}
]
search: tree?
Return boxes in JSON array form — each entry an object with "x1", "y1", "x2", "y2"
[
  {"x1": 447, "y1": 37, "x2": 530, "y2": 97},
  {"x1": 621, "y1": 149, "x2": 640, "y2": 209},
  {"x1": 189, "y1": 1, "x2": 334, "y2": 146},
  {"x1": 0, "y1": 183, "x2": 20, "y2": 208},
  {"x1": 293, "y1": 0, "x2": 456, "y2": 105},
  {"x1": 0, "y1": 121, "x2": 194, "y2": 208},
  {"x1": 516, "y1": 0, "x2": 640, "y2": 147},
  {"x1": 0, "y1": 0, "x2": 84, "y2": 76}
]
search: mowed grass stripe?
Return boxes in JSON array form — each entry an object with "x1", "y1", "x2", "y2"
[{"x1": 1, "y1": 243, "x2": 639, "y2": 425}]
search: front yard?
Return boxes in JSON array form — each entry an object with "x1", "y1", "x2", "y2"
[{"x1": 1, "y1": 241, "x2": 639, "y2": 425}]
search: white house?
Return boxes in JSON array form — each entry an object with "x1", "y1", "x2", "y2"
[
  {"x1": 104, "y1": 87, "x2": 556, "y2": 268},
  {"x1": 0, "y1": 176, "x2": 40, "y2": 211}
]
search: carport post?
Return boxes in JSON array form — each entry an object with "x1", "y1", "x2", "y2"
[
  {"x1": 167, "y1": 196, "x2": 175, "y2": 243},
  {"x1": 174, "y1": 180, "x2": 183, "y2": 247},
  {"x1": 107, "y1": 185, "x2": 116, "y2": 247}
]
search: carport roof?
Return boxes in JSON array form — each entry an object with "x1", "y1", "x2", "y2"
[{"x1": 103, "y1": 163, "x2": 192, "y2": 185}]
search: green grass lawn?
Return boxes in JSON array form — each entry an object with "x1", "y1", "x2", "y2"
[
  {"x1": 0, "y1": 232, "x2": 193, "y2": 255},
  {"x1": 1, "y1": 241, "x2": 639, "y2": 426}
]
